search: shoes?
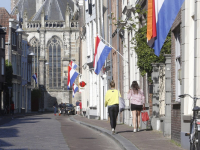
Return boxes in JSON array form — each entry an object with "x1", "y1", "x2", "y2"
[
  {"x1": 137, "y1": 128, "x2": 140, "y2": 132},
  {"x1": 54, "y1": 114, "x2": 56, "y2": 116},
  {"x1": 112, "y1": 128, "x2": 115, "y2": 135},
  {"x1": 133, "y1": 129, "x2": 137, "y2": 133}
]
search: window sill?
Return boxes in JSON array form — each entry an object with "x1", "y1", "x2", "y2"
[{"x1": 183, "y1": 115, "x2": 192, "y2": 121}]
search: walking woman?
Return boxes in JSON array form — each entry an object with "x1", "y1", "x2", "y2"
[
  {"x1": 105, "y1": 80, "x2": 121, "y2": 134},
  {"x1": 53, "y1": 101, "x2": 58, "y2": 116},
  {"x1": 127, "y1": 81, "x2": 145, "y2": 132}
]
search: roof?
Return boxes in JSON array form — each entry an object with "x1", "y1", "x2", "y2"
[
  {"x1": 11, "y1": 0, "x2": 36, "y2": 21},
  {"x1": 11, "y1": 0, "x2": 75, "y2": 21}
]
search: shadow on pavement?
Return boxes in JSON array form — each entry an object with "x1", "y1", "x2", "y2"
[{"x1": 0, "y1": 114, "x2": 52, "y2": 149}]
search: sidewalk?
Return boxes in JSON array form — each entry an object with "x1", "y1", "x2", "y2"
[{"x1": 71, "y1": 115, "x2": 185, "y2": 150}]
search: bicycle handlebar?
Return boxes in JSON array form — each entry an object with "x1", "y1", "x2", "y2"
[{"x1": 178, "y1": 94, "x2": 200, "y2": 100}]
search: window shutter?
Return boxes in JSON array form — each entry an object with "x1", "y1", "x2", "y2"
[
  {"x1": 85, "y1": 0, "x2": 88, "y2": 10},
  {"x1": 88, "y1": 0, "x2": 92, "y2": 15}
]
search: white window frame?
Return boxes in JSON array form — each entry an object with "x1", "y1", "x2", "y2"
[
  {"x1": 175, "y1": 31, "x2": 181, "y2": 102},
  {"x1": 85, "y1": 0, "x2": 88, "y2": 10}
]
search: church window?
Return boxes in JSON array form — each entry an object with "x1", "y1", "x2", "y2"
[
  {"x1": 30, "y1": 37, "x2": 40, "y2": 88},
  {"x1": 48, "y1": 37, "x2": 62, "y2": 89}
]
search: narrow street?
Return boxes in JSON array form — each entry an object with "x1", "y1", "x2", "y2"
[
  {"x1": 57, "y1": 115, "x2": 121, "y2": 150},
  {"x1": 0, "y1": 114, "x2": 122, "y2": 150}
]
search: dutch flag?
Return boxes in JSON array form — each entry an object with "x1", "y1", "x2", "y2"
[
  {"x1": 93, "y1": 36, "x2": 112, "y2": 75},
  {"x1": 67, "y1": 61, "x2": 78, "y2": 89},
  {"x1": 73, "y1": 83, "x2": 79, "y2": 98},
  {"x1": 32, "y1": 73, "x2": 37, "y2": 84},
  {"x1": 147, "y1": 0, "x2": 185, "y2": 56}
]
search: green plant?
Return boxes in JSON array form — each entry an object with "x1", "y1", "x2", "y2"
[
  {"x1": 110, "y1": 4, "x2": 171, "y2": 83},
  {"x1": 133, "y1": 25, "x2": 171, "y2": 82},
  {"x1": 171, "y1": 139, "x2": 181, "y2": 147}
]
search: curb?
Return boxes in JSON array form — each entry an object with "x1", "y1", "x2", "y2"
[{"x1": 70, "y1": 117, "x2": 139, "y2": 150}]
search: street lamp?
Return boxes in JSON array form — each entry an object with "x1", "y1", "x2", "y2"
[
  {"x1": 15, "y1": 23, "x2": 24, "y2": 33},
  {"x1": 29, "y1": 52, "x2": 35, "y2": 56},
  {"x1": 0, "y1": 27, "x2": 7, "y2": 32}
]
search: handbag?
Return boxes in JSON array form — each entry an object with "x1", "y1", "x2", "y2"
[
  {"x1": 118, "y1": 91, "x2": 125, "y2": 113},
  {"x1": 141, "y1": 107, "x2": 149, "y2": 122}
]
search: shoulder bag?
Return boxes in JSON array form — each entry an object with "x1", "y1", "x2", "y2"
[{"x1": 118, "y1": 90, "x2": 125, "y2": 113}]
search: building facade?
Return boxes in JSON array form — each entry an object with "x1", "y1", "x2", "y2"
[
  {"x1": 11, "y1": 0, "x2": 81, "y2": 111},
  {"x1": 0, "y1": 25, "x2": 6, "y2": 114},
  {"x1": 180, "y1": 0, "x2": 200, "y2": 149}
]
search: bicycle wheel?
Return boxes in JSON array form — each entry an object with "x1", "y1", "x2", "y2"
[
  {"x1": 196, "y1": 131, "x2": 200, "y2": 150},
  {"x1": 190, "y1": 122, "x2": 196, "y2": 150}
]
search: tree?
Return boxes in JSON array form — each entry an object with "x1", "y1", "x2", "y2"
[{"x1": 111, "y1": 4, "x2": 171, "y2": 82}]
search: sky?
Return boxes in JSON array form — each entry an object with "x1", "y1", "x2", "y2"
[{"x1": 0, "y1": 0, "x2": 11, "y2": 13}]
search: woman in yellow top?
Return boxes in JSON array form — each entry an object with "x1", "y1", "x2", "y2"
[{"x1": 105, "y1": 80, "x2": 121, "y2": 134}]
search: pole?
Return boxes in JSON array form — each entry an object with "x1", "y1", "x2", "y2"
[
  {"x1": 8, "y1": 21, "x2": 11, "y2": 65},
  {"x1": 97, "y1": 34, "x2": 129, "y2": 64},
  {"x1": 109, "y1": 0, "x2": 113, "y2": 80}
]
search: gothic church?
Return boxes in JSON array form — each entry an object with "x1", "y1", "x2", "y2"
[{"x1": 11, "y1": 0, "x2": 81, "y2": 111}]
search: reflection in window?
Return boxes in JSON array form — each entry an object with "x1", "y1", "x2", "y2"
[{"x1": 48, "y1": 37, "x2": 61, "y2": 89}]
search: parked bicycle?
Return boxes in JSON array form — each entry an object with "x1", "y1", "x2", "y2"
[{"x1": 179, "y1": 94, "x2": 200, "y2": 150}]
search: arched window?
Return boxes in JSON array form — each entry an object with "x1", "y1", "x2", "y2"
[
  {"x1": 30, "y1": 37, "x2": 40, "y2": 88},
  {"x1": 48, "y1": 37, "x2": 61, "y2": 89}
]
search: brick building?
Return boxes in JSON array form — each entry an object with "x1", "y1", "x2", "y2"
[
  {"x1": 0, "y1": 8, "x2": 15, "y2": 61},
  {"x1": 171, "y1": 10, "x2": 182, "y2": 144}
]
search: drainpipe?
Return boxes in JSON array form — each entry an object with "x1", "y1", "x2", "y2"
[
  {"x1": 109, "y1": 0, "x2": 112, "y2": 79},
  {"x1": 117, "y1": 0, "x2": 119, "y2": 91}
]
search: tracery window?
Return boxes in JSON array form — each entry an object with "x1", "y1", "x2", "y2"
[
  {"x1": 30, "y1": 37, "x2": 40, "y2": 87},
  {"x1": 48, "y1": 37, "x2": 61, "y2": 89}
]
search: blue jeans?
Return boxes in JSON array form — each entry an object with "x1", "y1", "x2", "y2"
[{"x1": 54, "y1": 107, "x2": 57, "y2": 114}]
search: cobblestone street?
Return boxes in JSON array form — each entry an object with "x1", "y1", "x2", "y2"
[
  {"x1": 0, "y1": 114, "x2": 70, "y2": 150},
  {"x1": 0, "y1": 114, "x2": 122, "y2": 150}
]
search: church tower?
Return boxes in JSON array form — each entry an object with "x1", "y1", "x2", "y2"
[
  {"x1": 36, "y1": 0, "x2": 45, "y2": 12},
  {"x1": 11, "y1": 0, "x2": 19, "y2": 11}
]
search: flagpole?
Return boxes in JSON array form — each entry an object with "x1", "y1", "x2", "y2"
[
  {"x1": 97, "y1": 34, "x2": 129, "y2": 64},
  {"x1": 70, "y1": 61, "x2": 92, "y2": 72}
]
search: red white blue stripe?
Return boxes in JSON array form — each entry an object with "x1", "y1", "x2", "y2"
[
  {"x1": 93, "y1": 36, "x2": 112, "y2": 75},
  {"x1": 67, "y1": 61, "x2": 78, "y2": 89},
  {"x1": 73, "y1": 83, "x2": 78, "y2": 98},
  {"x1": 32, "y1": 73, "x2": 37, "y2": 84},
  {"x1": 148, "y1": 0, "x2": 185, "y2": 56}
]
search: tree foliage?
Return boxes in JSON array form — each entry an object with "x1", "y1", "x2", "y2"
[
  {"x1": 133, "y1": 25, "x2": 171, "y2": 81},
  {"x1": 111, "y1": 4, "x2": 171, "y2": 82}
]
